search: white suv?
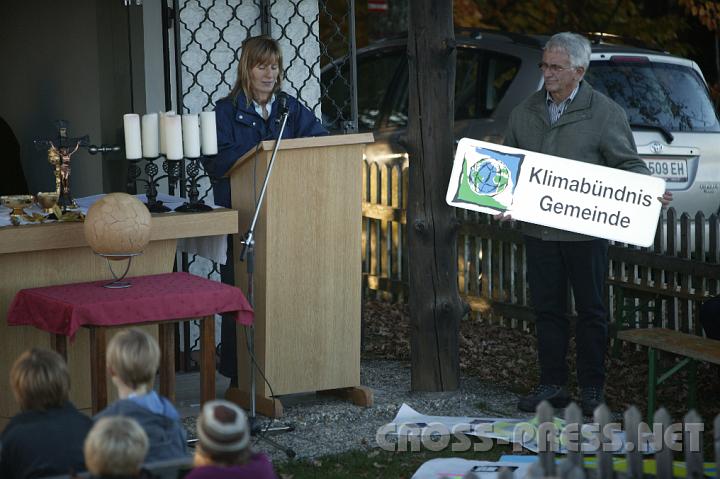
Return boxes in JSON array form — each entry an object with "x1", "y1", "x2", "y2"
[
  {"x1": 586, "y1": 46, "x2": 720, "y2": 217},
  {"x1": 322, "y1": 31, "x2": 720, "y2": 216}
]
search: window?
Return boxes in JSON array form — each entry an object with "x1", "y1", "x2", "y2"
[
  {"x1": 382, "y1": 48, "x2": 521, "y2": 128},
  {"x1": 586, "y1": 60, "x2": 720, "y2": 132},
  {"x1": 456, "y1": 50, "x2": 520, "y2": 121},
  {"x1": 356, "y1": 50, "x2": 405, "y2": 130},
  {"x1": 321, "y1": 48, "x2": 405, "y2": 132}
]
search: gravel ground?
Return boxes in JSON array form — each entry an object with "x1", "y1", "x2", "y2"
[
  {"x1": 174, "y1": 299, "x2": 719, "y2": 464},
  {"x1": 181, "y1": 358, "x2": 528, "y2": 463}
]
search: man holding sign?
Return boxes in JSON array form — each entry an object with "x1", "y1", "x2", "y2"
[{"x1": 502, "y1": 32, "x2": 672, "y2": 415}]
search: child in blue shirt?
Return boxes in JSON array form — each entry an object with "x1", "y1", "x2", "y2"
[{"x1": 95, "y1": 328, "x2": 188, "y2": 462}]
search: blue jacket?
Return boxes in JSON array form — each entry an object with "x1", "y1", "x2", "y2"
[
  {"x1": 95, "y1": 392, "x2": 188, "y2": 462},
  {"x1": 210, "y1": 91, "x2": 328, "y2": 207}
]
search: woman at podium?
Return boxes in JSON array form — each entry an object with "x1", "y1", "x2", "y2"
[{"x1": 212, "y1": 35, "x2": 327, "y2": 383}]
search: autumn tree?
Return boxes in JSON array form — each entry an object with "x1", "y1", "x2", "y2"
[
  {"x1": 455, "y1": 0, "x2": 719, "y2": 103},
  {"x1": 678, "y1": 0, "x2": 720, "y2": 105}
]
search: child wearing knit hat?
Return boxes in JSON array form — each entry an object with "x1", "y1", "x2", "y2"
[{"x1": 186, "y1": 400, "x2": 276, "y2": 479}]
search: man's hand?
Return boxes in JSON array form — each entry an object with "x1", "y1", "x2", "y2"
[
  {"x1": 658, "y1": 190, "x2": 673, "y2": 207},
  {"x1": 493, "y1": 212, "x2": 514, "y2": 222}
]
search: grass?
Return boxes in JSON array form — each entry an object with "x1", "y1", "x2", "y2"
[{"x1": 276, "y1": 442, "x2": 517, "y2": 478}]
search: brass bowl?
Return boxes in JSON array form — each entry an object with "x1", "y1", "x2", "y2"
[
  {"x1": 36, "y1": 192, "x2": 59, "y2": 213},
  {"x1": 0, "y1": 195, "x2": 34, "y2": 217}
]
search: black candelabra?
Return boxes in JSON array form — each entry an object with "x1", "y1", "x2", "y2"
[
  {"x1": 176, "y1": 154, "x2": 214, "y2": 213},
  {"x1": 127, "y1": 154, "x2": 216, "y2": 213},
  {"x1": 127, "y1": 155, "x2": 171, "y2": 213}
]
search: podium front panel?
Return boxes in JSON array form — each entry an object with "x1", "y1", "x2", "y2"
[{"x1": 232, "y1": 140, "x2": 364, "y2": 396}]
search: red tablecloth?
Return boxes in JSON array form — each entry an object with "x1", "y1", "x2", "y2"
[{"x1": 7, "y1": 272, "x2": 253, "y2": 339}]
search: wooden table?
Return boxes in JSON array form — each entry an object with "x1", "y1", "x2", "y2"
[
  {"x1": 0, "y1": 209, "x2": 238, "y2": 427},
  {"x1": 8, "y1": 272, "x2": 253, "y2": 414}
]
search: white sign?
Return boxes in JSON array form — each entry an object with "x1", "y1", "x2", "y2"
[
  {"x1": 412, "y1": 459, "x2": 530, "y2": 479},
  {"x1": 446, "y1": 138, "x2": 666, "y2": 247}
]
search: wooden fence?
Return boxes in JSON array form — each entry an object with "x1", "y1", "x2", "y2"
[
  {"x1": 487, "y1": 401, "x2": 720, "y2": 479},
  {"x1": 361, "y1": 161, "x2": 720, "y2": 333}
]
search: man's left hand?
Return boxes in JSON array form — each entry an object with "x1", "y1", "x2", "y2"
[{"x1": 658, "y1": 190, "x2": 673, "y2": 207}]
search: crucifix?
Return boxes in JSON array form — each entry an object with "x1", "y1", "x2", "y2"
[{"x1": 34, "y1": 120, "x2": 89, "y2": 211}]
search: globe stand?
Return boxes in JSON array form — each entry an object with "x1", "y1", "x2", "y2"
[{"x1": 96, "y1": 253, "x2": 143, "y2": 289}]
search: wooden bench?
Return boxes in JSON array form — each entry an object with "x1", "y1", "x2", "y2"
[
  {"x1": 607, "y1": 280, "x2": 664, "y2": 356},
  {"x1": 617, "y1": 328, "x2": 720, "y2": 421}
]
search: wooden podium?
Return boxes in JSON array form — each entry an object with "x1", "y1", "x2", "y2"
[{"x1": 225, "y1": 133, "x2": 374, "y2": 417}]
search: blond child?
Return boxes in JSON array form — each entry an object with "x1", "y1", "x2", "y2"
[
  {"x1": 0, "y1": 348, "x2": 92, "y2": 479},
  {"x1": 84, "y1": 416, "x2": 150, "y2": 478},
  {"x1": 186, "y1": 400, "x2": 276, "y2": 479},
  {"x1": 95, "y1": 328, "x2": 187, "y2": 461}
]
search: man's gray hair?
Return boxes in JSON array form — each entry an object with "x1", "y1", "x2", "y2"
[{"x1": 545, "y1": 32, "x2": 591, "y2": 70}]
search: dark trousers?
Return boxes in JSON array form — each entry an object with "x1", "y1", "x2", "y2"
[
  {"x1": 524, "y1": 235, "x2": 609, "y2": 388},
  {"x1": 699, "y1": 296, "x2": 720, "y2": 340},
  {"x1": 218, "y1": 238, "x2": 238, "y2": 379}
]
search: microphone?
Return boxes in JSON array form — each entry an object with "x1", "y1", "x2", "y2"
[{"x1": 275, "y1": 92, "x2": 289, "y2": 125}]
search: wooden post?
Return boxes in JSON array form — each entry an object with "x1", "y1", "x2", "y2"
[{"x1": 407, "y1": 0, "x2": 463, "y2": 391}]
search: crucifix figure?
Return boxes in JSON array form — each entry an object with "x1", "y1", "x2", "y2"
[{"x1": 34, "y1": 121, "x2": 88, "y2": 211}]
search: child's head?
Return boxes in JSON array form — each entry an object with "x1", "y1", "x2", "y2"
[
  {"x1": 84, "y1": 416, "x2": 149, "y2": 477},
  {"x1": 195, "y1": 400, "x2": 251, "y2": 466},
  {"x1": 10, "y1": 348, "x2": 70, "y2": 411},
  {"x1": 106, "y1": 328, "x2": 160, "y2": 392}
]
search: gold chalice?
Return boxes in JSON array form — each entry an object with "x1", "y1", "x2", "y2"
[
  {"x1": 36, "y1": 192, "x2": 59, "y2": 214},
  {"x1": 0, "y1": 195, "x2": 34, "y2": 217}
]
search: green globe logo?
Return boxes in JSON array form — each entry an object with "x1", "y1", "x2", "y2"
[{"x1": 468, "y1": 158, "x2": 510, "y2": 197}]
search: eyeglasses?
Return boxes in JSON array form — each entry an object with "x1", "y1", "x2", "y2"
[{"x1": 538, "y1": 62, "x2": 575, "y2": 73}]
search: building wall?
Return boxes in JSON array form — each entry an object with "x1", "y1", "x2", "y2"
[{"x1": 0, "y1": 0, "x2": 143, "y2": 197}]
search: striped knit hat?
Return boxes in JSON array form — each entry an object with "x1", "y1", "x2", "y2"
[{"x1": 197, "y1": 400, "x2": 250, "y2": 454}]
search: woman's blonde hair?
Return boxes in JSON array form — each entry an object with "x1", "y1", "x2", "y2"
[
  {"x1": 10, "y1": 348, "x2": 70, "y2": 411},
  {"x1": 227, "y1": 35, "x2": 284, "y2": 106},
  {"x1": 84, "y1": 416, "x2": 149, "y2": 476},
  {"x1": 106, "y1": 328, "x2": 160, "y2": 391}
]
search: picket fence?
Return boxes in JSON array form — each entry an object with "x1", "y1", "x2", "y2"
[
  {"x1": 361, "y1": 161, "x2": 720, "y2": 333},
  {"x1": 486, "y1": 402, "x2": 720, "y2": 479}
]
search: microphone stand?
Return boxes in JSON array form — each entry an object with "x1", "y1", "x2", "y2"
[{"x1": 237, "y1": 99, "x2": 296, "y2": 458}]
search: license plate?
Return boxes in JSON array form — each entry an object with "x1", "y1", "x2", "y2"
[{"x1": 643, "y1": 158, "x2": 688, "y2": 182}]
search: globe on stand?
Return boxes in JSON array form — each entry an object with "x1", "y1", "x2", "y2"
[{"x1": 84, "y1": 193, "x2": 152, "y2": 288}]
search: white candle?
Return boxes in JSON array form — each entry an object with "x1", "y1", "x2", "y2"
[
  {"x1": 165, "y1": 114, "x2": 184, "y2": 160},
  {"x1": 181, "y1": 114, "x2": 201, "y2": 158},
  {"x1": 159, "y1": 110, "x2": 175, "y2": 155},
  {"x1": 200, "y1": 111, "x2": 218, "y2": 155},
  {"x1": 141, "y1": 113, "x2": 159, "y2": 158},
  {"x1": 123, "y1": 114, "x2": 142, "y2": 160}
]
